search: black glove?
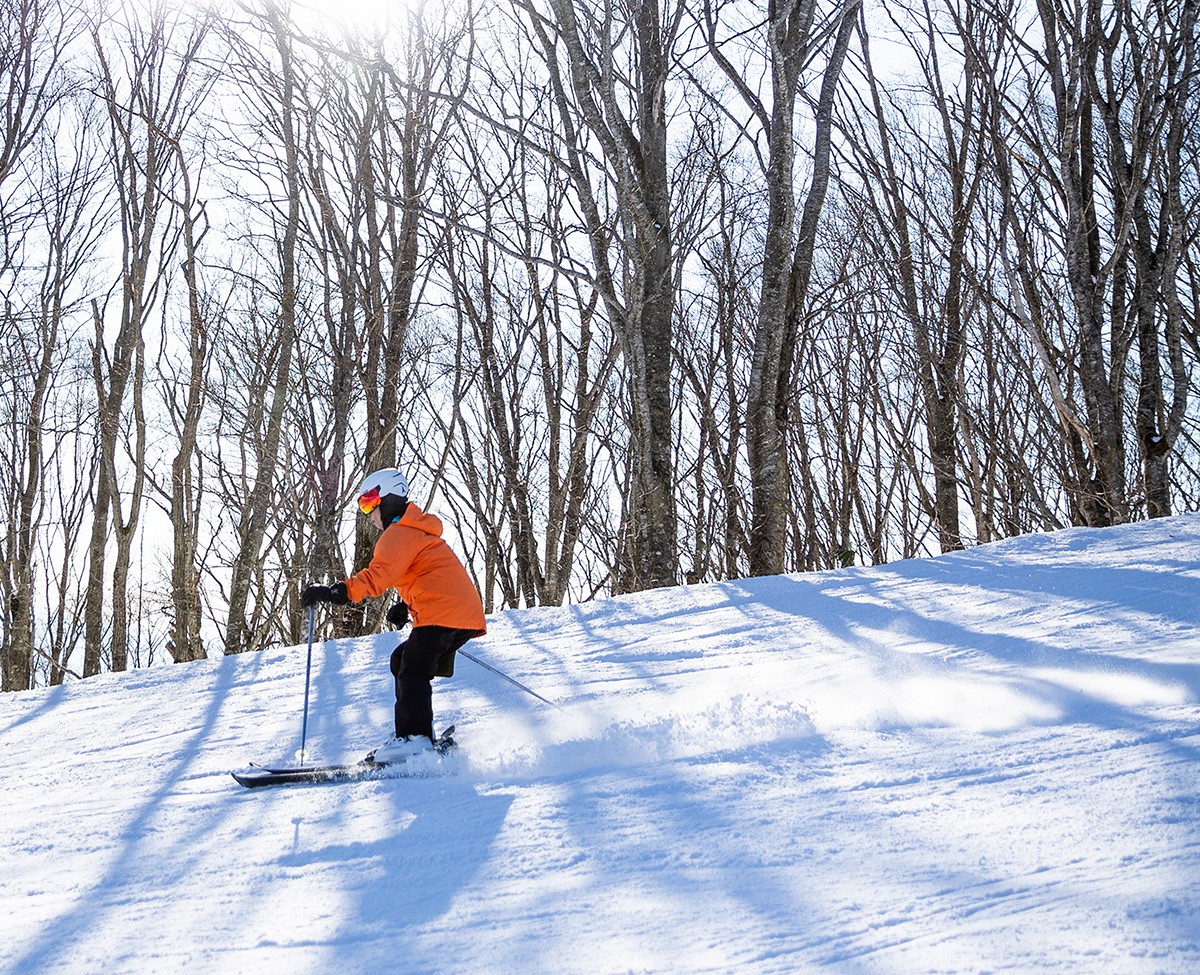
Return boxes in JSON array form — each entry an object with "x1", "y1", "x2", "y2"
[
  {"x1": 386, "y1": 600, "x2": 410, "y2": 628},
  {"x1": 301, "y1": 582, "x2": 350, "y2": 608}
]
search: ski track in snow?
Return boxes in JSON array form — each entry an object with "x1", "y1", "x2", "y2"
[{"x1": 3, "y1": 516, "x2": 1200, "y2": 973}]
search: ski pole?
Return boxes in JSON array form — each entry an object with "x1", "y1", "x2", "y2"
[
  {"x1": 299, "y1": 604, "x2": 316, "y2": 761},
  {"x1": 459, "y1": 648, "x2": 563, "y2": 710}
]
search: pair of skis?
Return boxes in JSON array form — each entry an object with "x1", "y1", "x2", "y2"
[
  {"x1": 235, "y1": 603, "x2": 561, "y2": 790},
  {"x1": 232, "y1": 726, "x2": 456, "y2": 789}
]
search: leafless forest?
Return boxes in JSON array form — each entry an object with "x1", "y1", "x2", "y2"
[{"x1": 2, "y1": 0, "x2": 1197, "y2": 690}]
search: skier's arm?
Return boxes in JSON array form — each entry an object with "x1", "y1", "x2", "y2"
[{"x1": 345, "y1": 528, "x2": 415, "y2": 602}]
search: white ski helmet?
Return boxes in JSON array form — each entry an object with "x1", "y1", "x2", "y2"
[{"x1": 356, "y1": 467, "x2": 410, "y2": 512}]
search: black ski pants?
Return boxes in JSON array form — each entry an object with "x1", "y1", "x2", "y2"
[{"x1": 389, "y1": 625, "x2": 476, "y2": 742}]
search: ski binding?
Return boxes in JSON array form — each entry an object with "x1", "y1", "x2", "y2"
[{"x1": 232, "y1": 726, "x2": 456, "y2": 789}]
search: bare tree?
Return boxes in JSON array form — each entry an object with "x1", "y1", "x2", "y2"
[
  {"x1": 218, "y1": 0, "x2": 303, "y2": 654},
  {"x1": 0, "y1": 0, "x2": 88, "y2": 691},
  {"x1": 433, "y1": 66, "x2": 622, "y2": 604},
  {"x1": 969, "y1": 0, "x2": 1198, "y2": 525},
  {"x1": 839, "y1": 0, "x2": 1000, "y2": 552},
  {"x1": 1031, "y1": 0, "x2": 1129, "y2": 524},
  {"x1": 82, "y1": 1, "x2": 210, "y2": 675},
  {"x1": 1086, "y1": 0, "x2": 1196, "y2": 517},
  {"x1": 158, "y1": 106, "x2": 216, "y2": 663},
  {"x1": 290, "y1": 4, "x2": 472, "y2": 634},
  {"x1": 672, "y1": 142, "x2": 757, "y2": 582},
  {"x1": 701, "y1": 0, "x2": 860, "y2": 574},
  {"x1": 515, "y1": 0, "x2": 685, "y2": 591},
  {"x1": 2, "y1": 125, "x2": 104, "y2": 690}
]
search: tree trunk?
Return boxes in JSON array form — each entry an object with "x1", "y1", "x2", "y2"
[
  {"x1": 530, "y1": 0, "x2": 680, "y2": 592},
  {"x1": 711, "y1": 0, "x2": 859, "y2": 575},
  {"x1": 166, "y1": 161, "x2": 209, "y2": 663},
  {"x1": 225, "y1": 2, "x2": 301, "y2": 654},
  {"x1": 1036, "y1": 0, "x2": 1128, "y2": 525}
]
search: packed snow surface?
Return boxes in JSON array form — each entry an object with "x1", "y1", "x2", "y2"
[{"x1": 3, "y1": 516, "x2": 1200, "y2": 974}]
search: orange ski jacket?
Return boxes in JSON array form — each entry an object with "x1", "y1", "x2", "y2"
[{"x1": 345, "y1": 503, "x2": 487, "y2": 634}]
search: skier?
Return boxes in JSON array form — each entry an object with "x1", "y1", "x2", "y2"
[{"x1": 300, "y1": 467, "x2": 486, "y2": 764}]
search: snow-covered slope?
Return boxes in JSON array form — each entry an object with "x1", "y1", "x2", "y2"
[{"x1": 3, "y1": 517, "x2": 1200, "y2": 974}]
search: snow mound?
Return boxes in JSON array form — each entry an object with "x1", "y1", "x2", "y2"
[{"x1": 3, "y1": 514, "x2": 1200, "y2": 974}]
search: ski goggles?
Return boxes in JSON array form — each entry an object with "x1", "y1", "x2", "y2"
[{"x1": 357, "y1": 487, "x2": 382, "y2": 515}]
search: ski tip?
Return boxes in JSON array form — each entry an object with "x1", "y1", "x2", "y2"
[{"x1": 231, "y1": 768, "x2": 275, "y2": 788}]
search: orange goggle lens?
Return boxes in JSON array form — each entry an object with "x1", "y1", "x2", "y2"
[{"x1": 357, "y1": 488, "x2": 382, "y2": 515}]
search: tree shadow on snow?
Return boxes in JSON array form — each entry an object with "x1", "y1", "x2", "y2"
[
  {"x1": 762, "y1": 564, "x2": 1200, "y2": 731},
  {"x1": 4, "y1": 652, "x2": 244, "y2": 975},
  {"x1": 6, "y1": 635, "x2": 514, "y2": 974},
  {"x1": 275, "y1": 778, "x2": 513, "y2": 967},
  {"x1": 227, "y1": 635, "x2": 514, "y2": 969}
]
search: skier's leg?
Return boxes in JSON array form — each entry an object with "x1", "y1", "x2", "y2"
[
  {"x1": 394, "y1": 671, "x2": 434, "y2": 742},
  {"x1": 392, "y1": 627, "x2": 448, "y2": 743},
  {"x1": 432, "y1": 628, "x2": 476, "y2": 678}
]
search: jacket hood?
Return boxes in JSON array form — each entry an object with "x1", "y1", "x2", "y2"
[{"x1": 396, "y1": 502, "x2": 443, "y2": 538}]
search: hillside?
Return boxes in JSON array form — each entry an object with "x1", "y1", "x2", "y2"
[{"x1": 3, "y1": 516, "x2": 1200, "y2": 974}]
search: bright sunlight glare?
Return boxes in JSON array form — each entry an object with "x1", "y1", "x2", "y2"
[{"x1": 290, "y1": 0, "x2": 405, "y2": 38}]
